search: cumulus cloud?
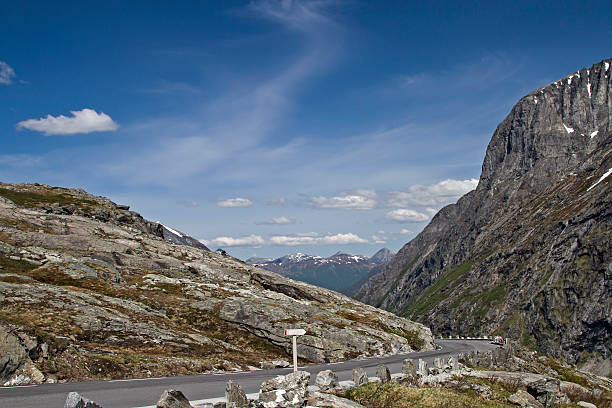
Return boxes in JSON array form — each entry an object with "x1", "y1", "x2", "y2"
[
  {"x1": 16, "y1": 108, "x2": 119, "y2": 135},
  {"x1": 255, "y1": 216, "x2": 295, "y2": 225},
  {"x1": 270, "y1": 232, "x2": 368, "y2": 246},
  {"x1": 203, "y1": 234, "x2": 265, "y2": 248},
  {"x1": 205, "y1": 231, "x2": 368, "y2": 247},
  {"x1": 386, "y1": 178, "x2": 478, "y2": 207},
  {"x1": 386, "y1": 208, "x2": 436, "y2": 223},
  {"x1": 0, "y1": 61, "x2": 16, "y2": 85},
  {"x1": 308, "y1": 189, "x2": 378, "y2": 210},
  {"x1": 216, "y1": 197, "x2": 253, "y2": 208}
]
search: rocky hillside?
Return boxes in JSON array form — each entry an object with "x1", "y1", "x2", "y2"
[
  {"x1": 0, "y1": 182, "x2": 433, "y2": 386},
  {"x1": 355, "y1": 59, "x2": 612, "y2": 375},
  {"x1": 246, "y1": 248, "x2": 395, "y2": 296}
]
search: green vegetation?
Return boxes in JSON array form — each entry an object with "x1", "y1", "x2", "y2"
[
  {"x1": 0, "y1": 254, "x2": 38, "y2": 274},
  {"x1": 345, "y1": 382, "x2": 514, "y2": 408},
  {"x1": 385, "y1": 328, "x2": 425, "y2": 350},
  {"x1": 375, "y1": 258, "x2": 417, "y2": 309},
  {"x1": 401, "y1": 259, "x2": 475, "y2": 318},
  {"x1": 0, "y1": 186, "x2": 98, "y2": 209}
]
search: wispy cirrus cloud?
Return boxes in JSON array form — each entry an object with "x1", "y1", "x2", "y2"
[
  {"x1": 0, "y1": 61, "x2": 16, "y2": 85},
  {"x1": 216, "y1": 197, "x2": 253, "y2": 208},
  {"x1": 16, "y1": 108, "x2": 119, "y2": 135},
  {"x1": 176, "y1": 200, "x2": 199, "y2": 208}
]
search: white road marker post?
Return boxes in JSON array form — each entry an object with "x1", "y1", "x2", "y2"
[{"x1": 284, "y1": 328, "x2": 306, "y2": 372}]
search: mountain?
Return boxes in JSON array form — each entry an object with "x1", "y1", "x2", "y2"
[
  {"x1": 246, "y1": 248, "x2": 395, "y2": 296},
  {"x1": 355, "y1": 59, "x2": 612, "y2": 375},
  {"x1": 0, "y1": 183, "x2": 432, "y2": 386},
  {"x1": 157, "y1": 222, "x2": 210, "y2": 251}
]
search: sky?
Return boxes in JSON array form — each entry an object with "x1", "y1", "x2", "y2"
[{"x1": 1, "y1": 1, "x2": 611, "y2": 260}]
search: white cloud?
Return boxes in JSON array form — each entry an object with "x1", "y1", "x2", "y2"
[
  {"x1": 371, "y1": 235, "x2": 387, "y2": 244},
  {"x1": 16, "y1": 108, "x2": 119, "y2": 135},
  {"x1": 386, "y1": 178, "x2": 478, "y2": 207},
  {"x1": 386, "y1": 209, "x2": 432, "y2": 223},
  {"x1": 203, "y1": 234, "x2": 265, "y2": 248},
  {"x1": 0, "y1": 61, "x2": 16, "y2": 85},
  {"x1": 255, "y1": 216, "x2": 295, "y2": 225},
  {"x1": 308, "y1": 189, "x2": 378, "y2": 210},
  {"x1": 399, "y1": 228, "x2": 412, "y2": 234},
  {"x1": 270, "y1": 232, "x2": 368, "y2": 246},
  {"x1": 216, "y1": 197, "x2": 253, "y2": 208}
]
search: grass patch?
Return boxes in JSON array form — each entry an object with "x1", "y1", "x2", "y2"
[
  {"x1": 401, "y1": 259, "x2": 475, "y2": 318},
  {"x1": 385, "y1": 328, "x2": 425, "y2": 350},
  {"x1": 0, "y1": 186, "x2": 98, "y2": 209},
  {"x1": 0, "y1": 255, "x2": 37, "y2": 274},
  {"x1": 345, "y1": 382, "x2": 514, "y2": 408},
  {"x1": 375, "y1": 258, "x2": 417, "y2": 309}
]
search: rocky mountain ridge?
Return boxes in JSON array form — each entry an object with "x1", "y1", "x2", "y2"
[
  {"x1": 246, "y1": 248, "x2": 395, "y2": 295},
  {"x1": 0, "y1": 182, "x2": 433, "y2": 386},
  {"x1": 354, "y1": 59, "x2": 612, "y2": 375}
]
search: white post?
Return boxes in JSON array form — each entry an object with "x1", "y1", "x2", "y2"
[{"x1": 292, "y1": 335, "x2": 298, "y2": 372}]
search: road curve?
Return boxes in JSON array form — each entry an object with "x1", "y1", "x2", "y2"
[{"x1": 0, "y1": 340, "x2": 496, "y2": 408}]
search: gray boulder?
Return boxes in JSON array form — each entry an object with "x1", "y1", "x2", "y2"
[
  {"x1": 315, "y1": 370, "x2": 338, "y2": 391},
  {"x1": 417, "y1": 359, "x2": 428, "y2": 377},
  {"x1": 259, "y1": 371, "x2": 310, "y2": 408},
  {"x1": 156, "y1": 389, "x2": 194, "y2": 408},
  {"x1": 526, "y1": 379, "x2": 569, "y2": 407},
  {"x1": 352, "y1": 367, "x2": 368, "y2": 386},
  {"x1": 376, "y1": 365, "x2": 390, "y2": 383},
  {"x1": 307, "y1": 391, "x2": 366, "y2": 408},
  {"x1": 225, "y1": 380, "x2": 248, "y2": 408},
  {"x1": 64, "y1": 392, "x2": 103, "y2": 408},
  {"x1": 508, "y1": 390, "x2": 544, "y2": 408},
  {"x1": 401, "y1": 359, "x2": 416, "y2": 377}
]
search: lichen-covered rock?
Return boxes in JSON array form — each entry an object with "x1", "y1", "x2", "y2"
[
  {"x1": 258, "y1": 371, "x2": 310, "y2": 408},
  {"x1": 64, "y1": 392, "x2": 103, "y2": 408},
  {"x1": 402, "y1": 359, "x2": 416, "y2": 377},
  {"x1": 527, "y1": 379, "x2": 570, "y2": 407},
  {"x1": 376, "y1": 365, "x2": 390, "y2": 383},
  {"x1": 225, "y1": 380, "x2": 248, "y2": 408},
  {"x1": 355, "y1": 58, "x2": 612, "y2": 375},
  {"x1": 352, "y1": 367, "x2": 368, "y2": 386},
  {"x1": 156, "y1": 389, "x2": 194, "y2": 408},
  {"x1": 508, "y1": 390, "x2": 544, "y2": 408},
  {"x1": 314, "y1": 370, "x2": 338, "y2": 391},
  {"x1": 307, "y1": 392, "x2": 366, "y2": 408}
]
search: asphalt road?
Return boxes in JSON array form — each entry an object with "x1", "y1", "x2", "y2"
[{"x1": 0, "y1": 340, "x2": 496, "y2": 408}]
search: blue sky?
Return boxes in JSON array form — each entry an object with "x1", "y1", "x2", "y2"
[{"x1": 1, "y1": 1, "x2": 611, "y2": 260}]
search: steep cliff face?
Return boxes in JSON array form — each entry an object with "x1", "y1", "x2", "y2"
[{"x1": 355, "y1": 59, "x2": 612, "y2": 374}]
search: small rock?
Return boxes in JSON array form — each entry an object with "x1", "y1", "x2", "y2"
[
  {"x1": 64, "y1": 392, "x2": 103, "y2": 408},
  {"x1": 225, "y1": 380, "x2": 248, "y2": 408},
  {"x1": 259, "y1": 371, "x2": 310, "y2": 408},
  {"x1": 376, "y1": 365, "x2": 390, "y2": 383},
  {"x1": 577, "y1": 402, "x2": 597, "y2": 408},
  {"x1": 527, "y1": 378, "x2": 569, "y2": 406},
  {"x1": 156, "y1": 389, "x2": 194, "y2": 408},
  {"x1": 433, "y1": 357, "x2": 444, "y2": 369},
  {"x1": 308, "y1": 391, "x2": 367, "y2": 408},
  {"x1": 508, "y1": 390, "x2": 544, "y2": 407},
  {"x1": 315, "y1": 370, "x2": 338, "y2": 391},
  {"x1": 402, "y1": 359, "x2": 416, "y2": 377},
  {"x1": 417, "y1": 359, "x2": 429, "y2": 377},
  {"x1": 352, "y1": 367, "x2": 368, "y2": 386}
]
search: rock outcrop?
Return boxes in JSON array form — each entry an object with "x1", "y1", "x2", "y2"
[
  {"x1": 355, "y1": 58, "x2": 612, "y2": 374},
  {"x1": 0, "y1": 182, "x2": 433, "y2": 384}
]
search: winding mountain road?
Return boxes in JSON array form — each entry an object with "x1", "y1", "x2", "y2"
[{"x1": 0, "y1": 339, "x2": 496, "y2": 408}]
